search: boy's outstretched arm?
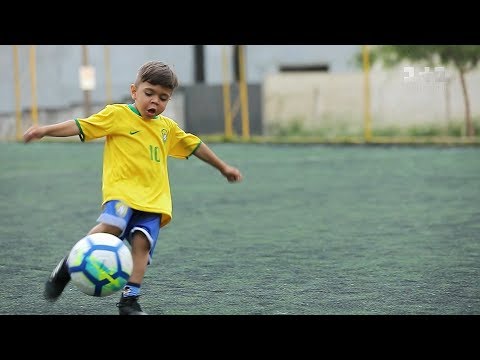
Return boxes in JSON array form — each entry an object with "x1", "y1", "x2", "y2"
[
  {"x1": 193, "y1": 142, "x2": 243, "y2": 183},
  {"x1": 24, "y1": 120, "x2": 80, "y2": 143}
]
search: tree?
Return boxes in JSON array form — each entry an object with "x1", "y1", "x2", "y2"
[{"x1": 358, "y1": 45, "x2": 480, "y2": 137}]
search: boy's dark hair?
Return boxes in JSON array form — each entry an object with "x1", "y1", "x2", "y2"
[{"x1": 135, "y1": 61, "x2": 179, "y2": 90}]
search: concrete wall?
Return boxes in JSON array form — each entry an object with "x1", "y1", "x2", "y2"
[
  {"x1": 0, "y1": 45, "x2": 359, "y2": 114},
  {"x1": 263, "y1": 66, "x2": 480, "y2": 134}
]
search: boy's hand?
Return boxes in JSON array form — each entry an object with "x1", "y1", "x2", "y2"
[
  {"x1": 23, "y1": 126, "x2": 45, "y2": 143},
  {"x1": 222, "y1": 165, "x2": 243, "y2": 183}
]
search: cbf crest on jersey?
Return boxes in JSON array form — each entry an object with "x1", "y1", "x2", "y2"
[{"x1": 161, "y1": 129, "x2": 168, "y2": 143}]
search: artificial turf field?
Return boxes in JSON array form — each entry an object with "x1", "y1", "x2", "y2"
[{"x1": 0, "y1": 141, "x2": 478, "y2": 315}]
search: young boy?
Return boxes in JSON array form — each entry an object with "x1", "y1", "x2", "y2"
[{"x1": 23, "y1": 61, "x2": 243, "y2": 315}]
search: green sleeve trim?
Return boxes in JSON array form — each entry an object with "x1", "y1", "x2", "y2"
[
  {"x1": 186, "y1": 141, "x2": 202, "y2": 159},
  {"x1": 74, "y1": 119, "x2": 85, "y2": 142}
]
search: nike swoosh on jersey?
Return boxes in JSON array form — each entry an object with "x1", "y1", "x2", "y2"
[{"x1": 130, "y1": 130, "x2": 141, "y2": 135}]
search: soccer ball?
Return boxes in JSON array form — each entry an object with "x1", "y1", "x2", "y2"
[{"x1": 67, "y1": 233, "x2": 133, "y2": 297}]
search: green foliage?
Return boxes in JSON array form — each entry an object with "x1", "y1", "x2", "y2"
[
  {"x1": 433, "y1": 45, "x2": 480, "y2": 72},
  {"x1": 373, "y1": 124, "x2": 447, "y2": 137},
  {"x1": 273, "y1": 118, "x2": 307, "y2": 136},
  {"x1": 373, "y1": 118, "x2": 480, "y2": 137},
  {"x1": 267, "y1": 117, "x2": 365, "y2": 138},
  {"x1": 370, "y1": 45, "x2": 437, "y2": 68},
  {"x1": 266, "y1": 117, "x2": 480, "y2": 139},
  {"x1": 354, "y1": 45, "x2": 480, "y2": 71}
]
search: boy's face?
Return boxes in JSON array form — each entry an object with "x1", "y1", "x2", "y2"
[{"x1": 130, "y1": 81, "x2": 173, "y2": 119}]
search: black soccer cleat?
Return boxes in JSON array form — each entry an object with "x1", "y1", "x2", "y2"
[
  {"x1": 44, "y1": 255, "x2": 71, "y2": 302},
  {"x1": 117, "y1": 295, "x2": 148, "y2": 315}
]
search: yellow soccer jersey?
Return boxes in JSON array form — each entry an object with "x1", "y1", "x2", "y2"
[{"x1": 75, "y1": 104, "x2": 202, "y2": 228}]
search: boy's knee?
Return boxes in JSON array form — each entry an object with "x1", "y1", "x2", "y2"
[{"x1": 131, "y1": 230, "x2": 151, "y2": 249}]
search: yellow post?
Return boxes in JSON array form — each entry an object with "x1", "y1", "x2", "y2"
[
  {"x1": 29, "y1": 45, "x2": 39, "y2": 127},
  {"x1": 104, "y1": 45, "x2": 112, "y2": 105},
  {"x1": 362, "y1": 45, "x2": 372, "y2": 142},
  {"x1": 238, "y1": 45, "x2": 250, "y2": 140},
  {"x1": 222, "y1": 46, "x2": 233, "y2": 139},
  {"x1": 13, "y1": 46, "x2": 22, "y2": 141}
]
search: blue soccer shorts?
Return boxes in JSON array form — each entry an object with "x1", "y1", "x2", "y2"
[{"x1": 96, "y1": 200, "x2": 162, "y2": 264}]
